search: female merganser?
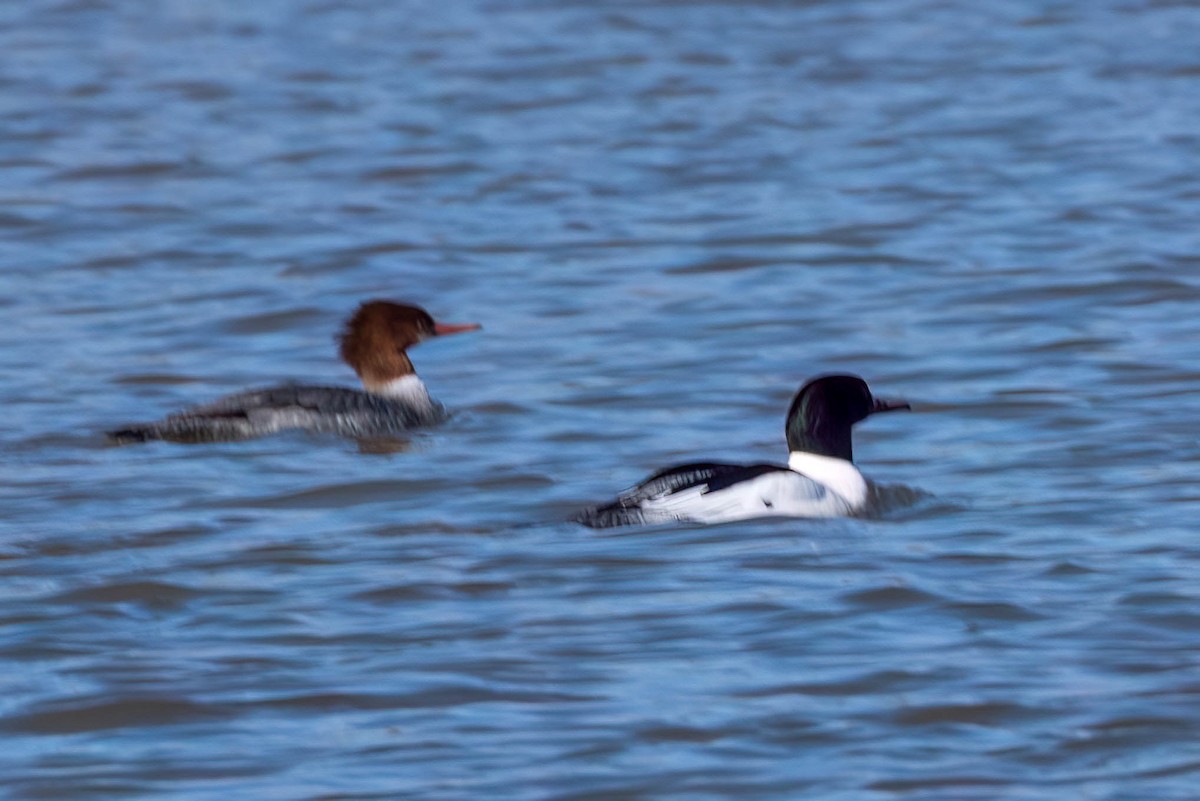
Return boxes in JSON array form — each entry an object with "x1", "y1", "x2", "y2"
[
  {"x1": 572, "y1": 374, "x2": 910, "y2": 528},
  {"x1": 107, "y1": 300, "x2": 480, "y2": 444}
]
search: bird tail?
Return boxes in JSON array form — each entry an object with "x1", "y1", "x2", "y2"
[
  {"x1": 569, "y1": 502, "x2": 649, "y2": 529},
  {"x1": 105, "y1": 424, "x2": 160, "y2": 444}
]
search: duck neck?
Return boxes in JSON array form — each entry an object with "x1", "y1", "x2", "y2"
[
  {"x1": 367, "y1": 373, "x2": 433, "y2": 406},
  {"x1": 788, "y1": 451, "x2": 867, "y2": 507},
  {"x1": 353, "y1": 348, "x2": 416, "y2": 393},
  {"x1": 786, "y1": 424, "x2": 853, "y2": 462}
]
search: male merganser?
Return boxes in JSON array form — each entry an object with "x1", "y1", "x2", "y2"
[
  {"x1": 107, "y1": 300, "x2": 480, "y2": 444},
  {"x1": 572, "y1": 374, "x2": 910, "y2": 528}
]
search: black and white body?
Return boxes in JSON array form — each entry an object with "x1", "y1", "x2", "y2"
[
  {"x1": 572, "y1": 375, "x2": 910, "y2": 528},
  {"x1": 108, "y1": 300, "x2": 480, "y2": 444}
]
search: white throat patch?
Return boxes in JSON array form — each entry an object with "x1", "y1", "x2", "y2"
[{"x1": 376, "y1": 375, "x2": 435, "y2": 409}]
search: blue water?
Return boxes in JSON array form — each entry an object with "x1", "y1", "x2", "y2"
[{"x1": 4, "y1": 1, "x2": 1200, "y2": 798}]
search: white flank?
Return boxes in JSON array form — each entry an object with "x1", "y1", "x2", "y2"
[{"x1": 638, "y1": 471, "x2": 842, "y2": 524}]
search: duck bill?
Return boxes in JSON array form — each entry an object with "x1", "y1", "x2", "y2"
[
  {"x1": 433, "y1": 321, "x2": 482, "y2": 336},
  {"x1": 872, "y1": 397, "x2": 911, "y2": 414}
]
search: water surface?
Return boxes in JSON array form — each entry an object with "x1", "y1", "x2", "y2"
[{"x1": 3, "y1": 1, "x2": 1200, "y2": 798}]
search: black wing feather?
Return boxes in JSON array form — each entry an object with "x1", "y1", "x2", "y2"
[
  {"x1": 619, "y1": 462, "x2": 786, "y2": 502},
  {"x1": 572, "y1": 461, "x2": 790, "y2": 528}
]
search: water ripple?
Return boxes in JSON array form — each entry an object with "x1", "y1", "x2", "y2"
[{"x1": 5, "y1": 0, "x2": 1200, "y2": 798}]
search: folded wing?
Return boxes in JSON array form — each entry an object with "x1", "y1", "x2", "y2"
[
  {"x1": 108, "y1": 384, "x2": 443, "y2": 443},
  {"x1": 573, "y1": 461, "x2": 836, "y2": 528}
]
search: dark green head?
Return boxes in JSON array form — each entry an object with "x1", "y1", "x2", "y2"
[{"x1": 784, "y1": 374, "x2": 910, "y2": 461}]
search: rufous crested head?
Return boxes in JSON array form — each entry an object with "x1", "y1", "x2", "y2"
[{"x1": 338, "y1": 300, "x2": 480, "y2": 393}]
